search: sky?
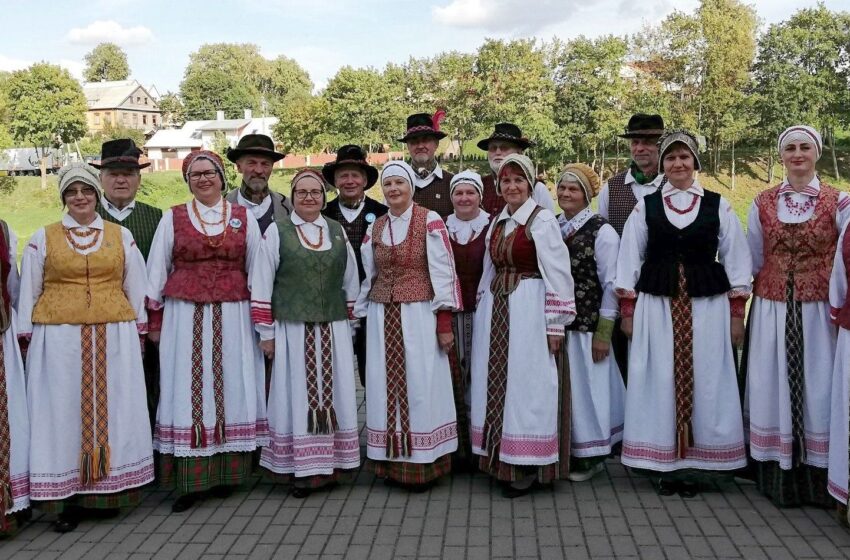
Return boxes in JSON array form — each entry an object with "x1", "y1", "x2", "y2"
[{"x1": 0, "y1": 0, "x2": 847, "y2": 104}]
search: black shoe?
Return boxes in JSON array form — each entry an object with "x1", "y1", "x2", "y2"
[
  {"x1": 291, "y1": 487, "x2": 311, "y2": 499},
  {"x1": 171, "y1": 494, "x2": 198, "y2": 513},
  {"x1": 90, "y1": 508, "x2": 120, "y2": 520},
  {"x1": 402, "y1": 480, "x2": 435, "y2": 494},
  {"x1": 656, "y1": 479, "x2": 678, "y2": 496},
  {"x1": 501, "y1": 484, "x2": 532, "y2": 499},
  {"x1": 210, "y1": 486, "x2": 234, "y2": 499},
  {"x1": 678, "y1": 481, "x2": 699, "y2": 498},
  {"x1": 54, "y1": 507, "x2": 81, "y2": 533},
  {"x1": 14, "y1": 508, "x2": 32, "y2": 524}
]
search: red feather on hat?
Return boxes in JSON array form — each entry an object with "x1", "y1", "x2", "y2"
[{"x1": 432, "y1": 109, "x2": 447, "y2": 132}]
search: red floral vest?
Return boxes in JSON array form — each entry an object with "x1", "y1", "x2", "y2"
[
  {"x1": 489, "y1": 207, "x2": 542, "y2": 297},
  {"x1": 450, "y1": 228, "x2": 487, "y2": 312},
  {"x1": 369, "y1": 204, "x2": 435, "y2": 304},
  {"x1": 753, "y1": 184, "x2": 838, "y2": 302},
  {"x1": 162, "y1": 203, "x2": 251, "y2": 303}
]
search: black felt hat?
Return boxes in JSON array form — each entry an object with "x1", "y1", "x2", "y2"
[
  {"x1": 618, "y1": 114, "x2": 665, "y2": 139},
  {"x1": 398, "y1": 112, "x2": 448, "y2": 143},
  {"x1": 226, "y1": 134, "x2": 285, "y2": 163},
  {"x1": 92, "y1": 138, "x2": 150, "y2": 169},
  {"x1": 322, "y1": 145, "x2": 378, "y2": 188},
  {"x1": 476, "y1": 123, "x2": 534, "y2": 151}
]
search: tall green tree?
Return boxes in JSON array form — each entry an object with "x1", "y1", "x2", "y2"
[
  {"x1": 83, "y1": 42, "x2": 130, "y2": 82},
  {"x1": 157, "y1": 91, "x2": 186, "y2": 128},
  {"x1": 272, "y1": 95, "x2": 336, "y2": 153},
  {"x1": 7, "y1": 63, "x2": 87, "y2": 188}
]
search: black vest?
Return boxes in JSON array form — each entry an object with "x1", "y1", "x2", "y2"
[
  {"x1": 636, "y1": 190, "x2": 731, "y2": 298},
  {"x1": 323, "y1": 197, "x2": 388, "y2": 281},
  {"x1": 565, "y1": 215, "x2": 607, "y2": 332}
]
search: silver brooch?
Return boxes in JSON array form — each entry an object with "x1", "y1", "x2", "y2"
[
  {"x1": 229, "y1": 218, "x2": 242, "y2": 229},
  {"x1": 365, "y1": 213, "x2": 376, "y2": 223}
]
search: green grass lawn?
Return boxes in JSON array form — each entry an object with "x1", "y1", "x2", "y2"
[{"x1": 1, "y1": 153, "x2": 848, "y2": 258}]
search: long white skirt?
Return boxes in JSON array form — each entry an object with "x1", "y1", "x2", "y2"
[
  {"x1": 566, "y1": 331, "x2": 625, "y2": 458},
  {"x1": 260, "y1": 319, "x2": 360, "y2": 477},
  {"x1": 622, "y1": 294, "x2": 746, "y2": 472},
  {"x1": 154, "y1": 300, "x2": 268, "y2": 457},
  {"x1": 27, "y1": 321, "x2": 154, "y2": 500},
  {"x1": 4, "y1": 312, "x2": 29, "y2": 513},
  {"x1": 364, "y1": 300, "x2": 458, "y2": 464},
  {"x1": 745, "y1": 297, "x2": 835, "y2": 469},
  {"x1": 828, "y1": 327, "x2": 850, "y2": 504},
  {"x1": 470, "y1": 278, "x2": 559, "y2": 466}
]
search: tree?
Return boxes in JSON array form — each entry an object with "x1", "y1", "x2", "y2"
[
  {"x1": 83, "y1": 43, "x2": 130, "y2": 82},
  {"x1": 272, "y1": 95, "x2": 335, "y2": 153},
  {"x1": 157, "y1": 91, "x2": 186, "y2": 128},
  {"x1": 78, "y1": 123, "x2": 146, "y2": 157},
  {"x1": 7, "y1": 63, "x2": 87, "y2": 188}
]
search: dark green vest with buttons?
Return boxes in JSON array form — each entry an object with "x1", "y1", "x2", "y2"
[{"x1": 272, "y1": 216, "x2": 348, "y2": 323}]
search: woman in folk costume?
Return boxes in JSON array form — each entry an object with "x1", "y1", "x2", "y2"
[
  {"x1": 446, "y1": 170, "x2": 490, "y2": 471},
  {"x1": 251, "y1": 169, "x2": 360, "y2": 498},
  {"x1": 744, "y1": 125, "x2": 850, "y2": 507},
  {"x1": 555, "y1": 163, "x2": 625, "y2": 483},
  {"x1": 616, "y1": 130, "x2": 751, "y2": 498},
  {"x1": 19, "y1": 163, "x2": 152, "y2": 532},
  {"x1": 354, "y1": 160, "x2": 461, "y2": 491},
  {"x1": 147, "y1": 150, "x2": 268, "y2": 513},
  {"x1": 828, "y1": 220, "x2": 850, "y2": 525},
  {"x1": 470, "y1": 154, "x2": 576, "y2": 498},
  {"x1": 0, "y1": 221, "x2": 29, "y2": 535}
]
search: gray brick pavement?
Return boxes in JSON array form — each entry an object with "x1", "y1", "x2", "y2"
[{"x1": 3, "y1": 394, "x2": 850, "y2": 559}]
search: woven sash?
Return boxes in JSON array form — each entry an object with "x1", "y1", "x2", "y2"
[
  {"x1": 304, "y1": 322, "x2": 337, "y2": 434},
  {"x1": 79, "y1": 324, "x2": 110, "y2": 486},
  {"x1": 671, "y1": 264, "x2": 695, "y2": 459},
  {"x1": 0, "y1": 338, "x2": 11, "y2": 525},
  {"x1": 189, "y1": 303, "x2": 227, "y2": 448},
  {"x1": 482, "y1": 293, "x2": 510, "y2": 468},
  {"x1": 383, "y1": 302, "x2": 412, "y2": 458},
  {"x1": 785, "y1": 277, "x2": 806, "y2": 466}
]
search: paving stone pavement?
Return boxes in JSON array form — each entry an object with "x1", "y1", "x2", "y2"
[{"x1": 3, "y1": 392, "x2": 850, "y2": 560}]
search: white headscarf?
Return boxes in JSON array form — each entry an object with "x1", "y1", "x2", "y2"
[
  {"x1": 380, "y1": 160, "x2": 416, "y2": 191},
  {"x1": 58, "y1": 162, "x2": 101, "y2": 202},
  {"x1": 450, "y1": 169, "x2": 484, "y2": 198},
  {"x1": 778, "y1": 125, "x2": 822, "y2": 160}
]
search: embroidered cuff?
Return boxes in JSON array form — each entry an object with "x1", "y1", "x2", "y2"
[
  {"x1": 148, "y1": 308, "x2": 163, "y2": 332},
  {"x1": 593, "y1": 317, "x2": 615, "y2": 344},
  {"x1": 620, "y1": 297, "x2": 636, "y2": 318},
  {"x1": 615, "y1": 287, "x2": 637, "y2": 299},
  {"x1": 250, "y1": 300, "x2": 273, "y2": 325},
  {"x1": 729, "y1": 297, "x2": 747, "y2": 319},
  {"x1": 547, "y1": 324, "x2": 565, "y2": 336},
  {"x1": 727, "y1": 288, "x2": 751, "y2": 299},
  {"x1": 136, "y1": 322, "x2": 149, "y2": 335},
  {"x1": 436, "y1": 310, "x2": 453, "y2": 334},
  {"x1": 348, "y1": 306, "x2": 356, "y2": 321},
  {"x1": 145, "y1": 296, "x2": 164, "y2": 311}
]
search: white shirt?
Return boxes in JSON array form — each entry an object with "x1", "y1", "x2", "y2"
[
  {"x1": 102, "y1": 197, "x2": 136, "y2": 222},
  {"x1": 747, "y1": 176, "x2": 850, "y2": 276},
  {"x1": 338, "y1": 198, "x2": 365, "y2": 223},
  {"x1": 830, "y1": 222, "x2": 849, "y2": 321},
  {"x1": 597, "y1": 168, "x2": 666, "y2": 221},
  {"x1": 236, "y1": 189, "x2": 273, "y2": 221},
  {"x1": 414, "y1": 163, "x2": 444, "y2": 190},
  {"x1": 615, "y1": 180, "x2": 752, "y2": 298},
  {"x1": 446, "y1": 211, "x2": 490, "y2": 245}
]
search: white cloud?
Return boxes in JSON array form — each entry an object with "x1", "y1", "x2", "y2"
[
  {"x1": 67, "y1": 20, "x2": 154, "y2": 46},
  {"x1": 0, "y1": 54, "x2": 31, "y2": 73},
  {"x1": 0, "y1": 54, "x2": 84, "y2": 80},
  {"x1": 432, "y1": 0, "x2": 576, "y2": 33}
]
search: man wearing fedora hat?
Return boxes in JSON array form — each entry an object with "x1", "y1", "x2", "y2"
[
  {"x1": 225, "y1": 134, "x2": 292, "y2": 234},
  {"x1": 93, "y1": 138, "x2": 163, "y2": 435},
  {"x1": 477, "y1": 122, "x2": 555, "y2": 216},
  {"x1": 93, "y1": 139, "x2": 162, "y2": 261},
  {"x1": 597, "y1": 113, "x2": 667, "y2": 384},
  {"x1": 399, "y1": 112, "x2": 455, "y2": 219},
  {"x1": 322, "y1": 145, "x2": 388, "y2": 386}
]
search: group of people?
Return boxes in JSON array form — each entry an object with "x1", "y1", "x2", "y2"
[{"x1": 1, "y1": 109, "x2": 850, "y2": 536}]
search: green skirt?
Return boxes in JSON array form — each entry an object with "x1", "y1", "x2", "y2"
[
  {"x1": 159, "y1": 452, "x2": 253, "y2": 496},
  {"x1": 754, "y1": 461, "x2": 832, "y2": 508},
  {"x1": 264, "y1": 468, "x2": 357, "y2": 489},
  {"x1": 478, "y1": 455, "x2": 557, "y2": 484},
  {"x1": 368, "y1": 455, "x2": 451, "y2": 485},
  {"x1": 35, "y1": 488, "x2": 143, "y2": 514}
]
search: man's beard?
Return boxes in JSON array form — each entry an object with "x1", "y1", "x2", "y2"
[
  {"x1": 244, "y1": 177, "x2": 268, "y2": 192},
  {"x1": 488, "y1": 157, "x2": 501, "y2": 174},
  {"x1": 411, "y1": 154, "x2": 436, "y2": 177}
]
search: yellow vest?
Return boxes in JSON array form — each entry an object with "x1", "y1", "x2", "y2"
[{"x1": 32, "y1": 221, "x2": 136, "y2": 325}]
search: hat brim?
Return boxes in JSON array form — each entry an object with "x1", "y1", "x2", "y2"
[
  {"x1": 226, "y1": 147, "x2": 286, "y2": 163},
  {"x1": 398, "y1": 130, "x2": 447, "y2": 143},
  {"x1": 91, "y1": 161, "x2": 151, "y2": 170},
  {"x1": 618, "y1": 129, "x2": 665, "y2": 139},
  {"x1": 476, "y1": 135, "x2": 533, "y2": 151},
  {"x1": 322, "y1": 160, "x2": 379, "y2": 188}
]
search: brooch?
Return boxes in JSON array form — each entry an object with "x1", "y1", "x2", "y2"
[
  {"x1": 229, "y1": 218, "x2": 242, "y2": 229},
  {"x1": 365, "y1": 213, "x2": 376, "y2": 223}
]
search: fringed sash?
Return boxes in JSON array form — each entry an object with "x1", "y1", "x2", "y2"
[
  {"x1": 482, "y1": 294, "x2": 510, "y2": 468},
  {"x1": 671, "y1": 264, "x2": 695, "y2": 458},
  {"x1": 190, "y1": 303, "x2": 227, "y2": 448},
  {"x1": 79, "y1": 324, "x2": 110, "y2": 486},
  {"x1": 304, "y1": 322, "x2": 337, "y2": 434},
  {"x1": 0, "y1": 338, "x2": 11, "y2": 526},
  {"x1": 383, "y1": 302, "x2": 412, "y2": 458}
]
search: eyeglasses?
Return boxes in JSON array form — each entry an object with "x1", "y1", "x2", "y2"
[
  {"x1": 63, "y1": 187, "x2": 98, "y2": 198},
  {"x1": 293, "y1": 190, "x2": 324, "y2": 200},
  {"x1": 187, "y1": 170, "x2": 218, "y2": 181}
]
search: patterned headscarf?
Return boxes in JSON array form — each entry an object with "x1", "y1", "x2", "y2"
[
  {"x1": 496, "y1": 153, "x2": 536, "y2": 196},
  {"x1": 558, "y1": 163, "x2": 601, "y2": 204},
  {"x1": 450, "y1": 169, "x2": 484, "y2": 199},
  {"x1": 291, "y1": 168, "x2": 328, "y2": 211},
  {"x1": 58, "y1": 162, "x2": 102, "y2": 203},
  {"x1": 778, "y1": 125, "x2": 822, "y2": 160},
  {"x1": 658, "y1": 129, "x2": 702, "y2": 174},
  {"x1": 380, "y1": 160, "x2": 416, "y2": 192},
  {"x1": 182, "y1": 150, "x2": 227, "y2": 191}
]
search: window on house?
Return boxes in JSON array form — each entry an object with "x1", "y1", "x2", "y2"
[
  {"x1": 132, "y1": 113, "x2": 138, "y2": 126},
  {"x1": 144, "y1": 98, "x2": 148, "y2": 105},
  {"x1": 105, "y1": 114, "x2": 111, "y2": 125},
  {"x1": 94, "y1": 113, "x2": 100, "y2": 125},
  {"x1": 123, "y1": 112, "x2": 130, "y2": 124},
  {"x1": 142, "y1": 115, "x2": 147, "y2": 125},
  {"x1": 152, "y1": 115, "x2": 157, "y2": 126}
]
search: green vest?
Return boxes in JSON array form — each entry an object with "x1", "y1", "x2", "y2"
[
  {"x1": 272, "y1": 216, "x2": 348, "y2": 323},
  {"x1": 96, "y1": 200, "x2": 163, "y2": 261}
]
